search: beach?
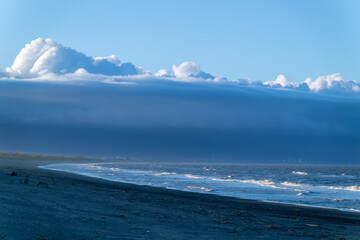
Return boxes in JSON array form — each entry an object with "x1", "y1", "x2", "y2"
[{"x1": 1, "y1": 159, "x2": 359, "y2": 240}]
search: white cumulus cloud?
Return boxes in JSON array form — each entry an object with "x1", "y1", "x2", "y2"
[
  {"x1": 172, "y1": 61, "x2": 215, "y2": 80},
  {"x1": 154, "y1": 68, "x2": 172, "y2": 77},
  {"x1": 249, "y1": 73, "x2": 359, "y2": 94},
  {"x1": 94, "y1": 54, "x2": 121, "y2": 66},
  {"x1": 5, "y1": 38, "x2": 141, "y2": 78},
  {"x1": 305, "y1": 73, "x2": 360, "y2": 93},
  {"x1": 172, "y1": 61, "x2": 201, "y2": 78},
  {"x1": 264, "y1": 74, "x2": 295, "y2": 88},
  {"x1": 2, "y1": 38, "x2": 360, "y2": 96}
]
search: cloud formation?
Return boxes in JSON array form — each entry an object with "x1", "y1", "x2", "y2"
[
  {"x1": 1, "y1": 38, "x2": 360, "y2": 95},
  {"x1": 5, "y1": 38, "x2": 141, "y2": 78},
  {"x1": 264, "y1": 74, "x2": 295, "y2": 88},
  {"x1": 172, "y1": 61, "x2": 215, "y2": 80},
  {"x1": 1, "y1": 79, "x2": 360, "y2": 163},
  {"x1": 1, "y1": 38, "x2": 360, "y2": 162},
  {"x1": 154, "y1": 69, "x2": 171, "y2": 77},
  {"x1": 305, "y1": 73, "x2": 360, "y2": 93},
  {"x1": 260, "y1": 73, "x2": 359, "y2": 93}
]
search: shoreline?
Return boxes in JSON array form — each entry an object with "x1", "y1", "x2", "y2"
[
  {"x1": 40, "y1": 161, "x2": 360, "y2": 214},
  {"x1": 1, "y1": 159, "x2": 360, "y2": 239}
]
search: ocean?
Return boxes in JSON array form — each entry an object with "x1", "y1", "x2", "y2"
[{"x1": 40, "y1": 162, "x2": 360, "y2": 212}]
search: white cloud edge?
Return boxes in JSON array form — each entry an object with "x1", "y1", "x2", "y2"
[{"x1": 0, "y1": 38, "x2": 359, "y2": 94}]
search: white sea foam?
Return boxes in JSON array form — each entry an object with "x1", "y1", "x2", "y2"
[
  {"x1": 185, "y1": 174, "x2": 207, "y2": 179},
  {"x1": 109, "y1": 167, "x2": 121, "y2": 171},
  {"x1": 186, "y1": 186, "x2": 212, "y2": 192},
  {"x1": 340, "y1": 173, "x2": 358, "y2": 178},
  {"x1": 345, "y1": 185, "x2": 360, "y2": 191},
  {"x1": 281, "y1": 181, "x2": 309, "y2": 187},
  {"x1": 326, "y1": 185, "x2": 360, "y2": 192},
  {"x1": 349, "y1": 208, "x2": 360, "y2": 212},
  {"x1": 333, "y1": 198, "x2": 345, "y2": 202},
  {"x1": 292, "y1": 171, "x2": 308, "y2": 175},
  {"x1": 209, "y1": 177, "x2": 287, "y2": 189},
  {"x1": 89, "y1": 164, "x2": 103, "y2": 170},
  {"x1": 154, "y1": 172, "x2": 176, "y2": 176},
  {"x1": 40, "y1": 163, "x2": 360, "y2": 213}
]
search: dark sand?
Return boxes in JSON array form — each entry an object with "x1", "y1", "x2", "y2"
[{"x1": 1, "y1": 159, "x2": 359, "y2": 240}]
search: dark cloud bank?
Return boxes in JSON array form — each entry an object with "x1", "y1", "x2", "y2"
[
  {"x1": 1, "y1": 80, "x2": 360, "y2": 164},
  {"x1": 1, "y1": 38, "x2": 360, "y2": 163}
]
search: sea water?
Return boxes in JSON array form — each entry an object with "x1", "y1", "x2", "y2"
[{"x1": 40, "y1": 163, "x2": 360, "y2": 212}]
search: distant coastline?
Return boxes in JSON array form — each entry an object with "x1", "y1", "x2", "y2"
[{"x1": 0, "y1": 151, "x2": 103, "y2": 161}]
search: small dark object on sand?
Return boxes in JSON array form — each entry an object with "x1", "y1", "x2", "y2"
[
  {"x1": 37, "y1": 181, "x2": 49, "y2": 189},
  {"x1": 24, "y1": 178, "x2": 29, "y2": 184},
  {"x1": 10, "y1": 171, "x2": 18, "y2": 176}
]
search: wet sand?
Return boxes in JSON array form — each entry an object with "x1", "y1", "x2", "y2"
[{"x1": 1, "y1": 159, "x2": 359, "y2": 240}]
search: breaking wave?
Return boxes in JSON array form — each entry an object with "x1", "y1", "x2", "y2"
[
  {"x1": 292, "y1": 171, "x2": 308, "y2": 175},
  {"x1": 40, "y1": 163, "x2": 360, "y2": 212}
]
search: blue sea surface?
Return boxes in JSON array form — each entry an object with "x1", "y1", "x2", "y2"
[{"x1": 40, "y1": 163, "x2": 360, "y2": 212}]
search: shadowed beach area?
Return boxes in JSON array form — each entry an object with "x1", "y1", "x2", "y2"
[{"x1": 1, "y1": 159, "x2": 360, "y2": 240}]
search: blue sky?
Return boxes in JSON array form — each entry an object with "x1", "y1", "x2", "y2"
[
  {"x1": 1, "y1": 0, "x2": 360, "y2": 82},
  {"x1": 1, "y1": 0, "x2": 360, "y2": 163}
]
